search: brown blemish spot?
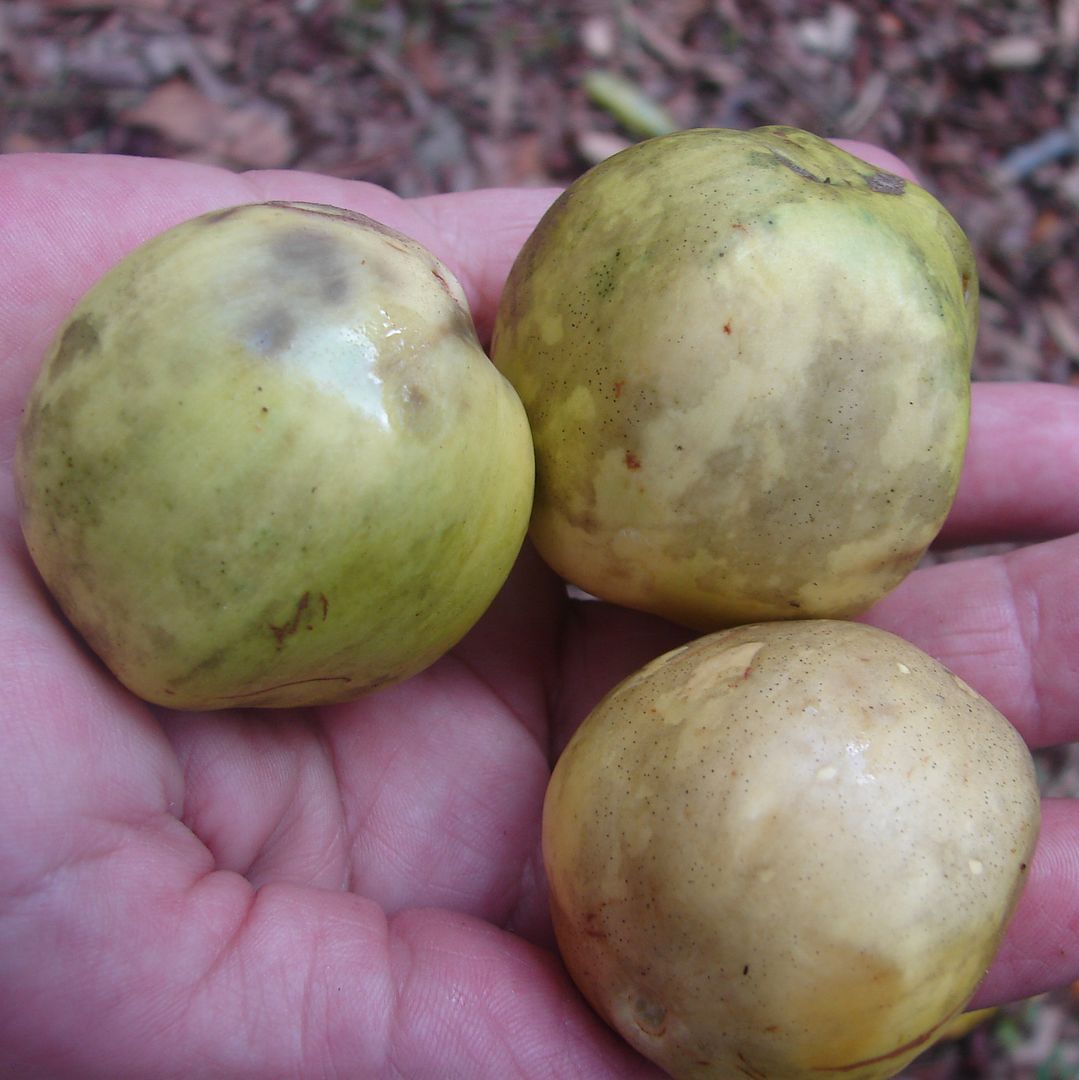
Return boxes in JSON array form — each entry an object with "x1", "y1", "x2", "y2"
[
  {"x1": 50, "y1": 315, "x2": 101, "y2": 378},
  {"x1": 865, "y1": 171, "x2": 907, "y2": 196},
  {"x1": 624, "y1": 450, "x2": 642, "y2": 470},
  {"x1": 269, "y1": 591, "x2": 322, "y2": 647},
  {"x1": 613, "y1": 379, "x2": 626, "y2": 398},
  {"x1": 583, "y1": 906, "x2": 608, "y2": 939},
  {"x1": 723, "y1": 319, "x2": 733, "y2": 335},
  {"x1": 431, "y1": 265, "x2": 455, "y2": 298}
]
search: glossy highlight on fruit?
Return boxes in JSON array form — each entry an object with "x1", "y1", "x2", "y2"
[
  {"x1": 492, "y1": 126, "x2": 979, "y2": 628},
  {"x1": 16, "y1": 201, "x2": 534, "y2": 709},
  {"x1": 543, "y1": 620, "x2": 1039, "y2": 1080}
]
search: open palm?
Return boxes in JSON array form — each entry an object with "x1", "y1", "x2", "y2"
[{"x1": 1, "y1": 149, "x2": 1078, "y2": 1080}]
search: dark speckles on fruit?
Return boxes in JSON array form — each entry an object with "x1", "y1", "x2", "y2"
[{"x1": 49, "y1": 315, "x2": 101, "y2": 378}]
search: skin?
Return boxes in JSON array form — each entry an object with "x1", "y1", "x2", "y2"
[
  {"x1": 16, "y1": 202, "x2": 534, "y2": 707},
  {"x1": 492, "y1": 127, "x2": 978, "y2": 628},
  {"x1": 0, "y1": 146, "x2": 1078, "y2": 1079},
  {"x1": 543, "y1": 621, "x2": 1041, "y2": 1080}
]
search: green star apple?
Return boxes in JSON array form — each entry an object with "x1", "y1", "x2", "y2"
[{"x1": 16, "y1": 202, "x2": 534, "y2": 709}]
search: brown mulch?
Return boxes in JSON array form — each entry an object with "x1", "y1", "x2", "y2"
[{"x1": 2, "y1": 2, "x2": 1078, "y2": 1077}]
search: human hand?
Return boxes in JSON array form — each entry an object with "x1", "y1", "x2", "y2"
[{"x1": 0, "y1": 145, "x2": 1076, "y2": 1079}]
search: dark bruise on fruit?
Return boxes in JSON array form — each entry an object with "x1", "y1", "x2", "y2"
[
  {"x1": 268, "y1": 228, "x2": 352, "y2": 305},
  {"x1": 246, "y1": 307, "x2": 297, "y2": 356},
  {"x1": 50, "y1": 315, "x2": 101, "y2": 377}
]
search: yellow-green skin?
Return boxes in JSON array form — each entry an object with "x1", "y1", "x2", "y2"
[
  {"x1": 492, "y1": 127, "x2": 979, "y2": 628},
  {"x1": 543, "y1": 621, "x2": 1039, "y2": 1080},
  {"x1": 15, "y1": 202, "x2": 534, "y2": 709}
]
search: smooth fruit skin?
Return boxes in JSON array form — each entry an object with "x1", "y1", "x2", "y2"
[
  {"x1": 543, "y1": 621, "x2": 1039, "y2": 1080},
  {"x1": 15, "y1": 202, "x2": 534, "y2": 709},
  {"x1": 492, "y1": 126, "x2": 978, "y2": 628}
]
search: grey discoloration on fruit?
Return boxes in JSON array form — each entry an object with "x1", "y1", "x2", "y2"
[
  {"x1": 543, "y1": 621, "x2": 1040, "y2": 1080},
  {"x1": 15, "y1": 201, "x2": 534, "y2": 709},
  {"x1": 269, "y1": 228, "x2": 352, "y2": 305},
  {"x1": 770, "y1": 151, "x2": 826, "y2": 183},
  {"x1": 246, "y1": 307, "x2": 297, "y2": 355},
  {"x1": 866, "y1": 171, "x2": 907, "y2": 195},
  {"x1": 493, "y1": 125, "x2": 977, "y2": 628}
]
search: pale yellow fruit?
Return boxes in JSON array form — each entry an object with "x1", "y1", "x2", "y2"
[
  {"x1": 16, "y1": 202, "x2": 534, "y2": 709},
  {"x1": 493, "y1": 126, "x2": 978, "y2": 628},
  {"x1": 543, "y1": 620, "x2": 1039, "y2": 1080}
]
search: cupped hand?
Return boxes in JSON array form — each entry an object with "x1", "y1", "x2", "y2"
[{"x1": 0, "y1": 145, "x2": 1077, "y2": 1080}]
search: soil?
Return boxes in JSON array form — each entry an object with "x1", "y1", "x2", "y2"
[{"x1": 2, "y1": 2, "x2": 1078, "y2": 1077}]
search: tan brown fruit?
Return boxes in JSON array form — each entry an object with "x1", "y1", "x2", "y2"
[{"x1": 543, "y1": 620, "x2": 1039, "y2": 1080}]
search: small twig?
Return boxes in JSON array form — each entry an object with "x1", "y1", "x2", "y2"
[{"x1": 583, "y1": 70, "x2": 677, "y2": 139}]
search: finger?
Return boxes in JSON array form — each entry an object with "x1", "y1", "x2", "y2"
[
  {"x1": 864, "y1": 533, "x2": 1079, "y2": 749},
  {"x1": 937, "y1": 382, "x2": 1079, "y2": 546},
  {"x1": 832, "y1": 139, "x2": 920, "y2": 184},
  {"x1": 973, "y1": 798, "x2": 1079, "y2": 1007}
]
